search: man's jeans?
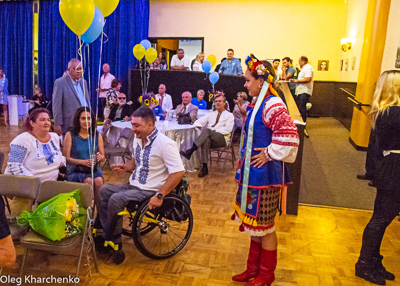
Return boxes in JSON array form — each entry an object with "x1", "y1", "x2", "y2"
[{"x1": 296, "y1": 93, "x2": 310, "y2": 123}]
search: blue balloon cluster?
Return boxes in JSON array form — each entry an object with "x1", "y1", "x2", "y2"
[{"x1": 81, "y1": 7, "x2": 104, "y2": 44}]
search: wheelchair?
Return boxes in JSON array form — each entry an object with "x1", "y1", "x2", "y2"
[{"x1": 94, "y1": 177, "x2": 193, "y2": 264}]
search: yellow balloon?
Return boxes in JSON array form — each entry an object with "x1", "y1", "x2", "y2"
[
  {"x1": 207, "y1": 55, "x2": 217, "y2": 67},
  {"x1": 94, "y1": 0, "x2": 119, "y2": 17},
  {"x1": 133, "y1": 44, "x2": 145, "y2": 60},
  {"x1": 145, "y1": 48, "x2": 158, "y2": 64},
  {"x1": 59, "y1": 0, "x2": 95, "y2": 36}
]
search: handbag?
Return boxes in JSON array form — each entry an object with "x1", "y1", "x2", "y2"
[
  {"x1": 57, "y1": 165, "x2": 68, "y2": 181},
  {"x1": 177, "y1": 112, "x2": 192, "y2": 125},
  {"x1": 73, "y1": 163, "x2": 98, "y2": 174}
]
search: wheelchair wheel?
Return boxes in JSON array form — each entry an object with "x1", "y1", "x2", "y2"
[{"x1": 132, "y1": 195, "x2": 193, "y2": 259}]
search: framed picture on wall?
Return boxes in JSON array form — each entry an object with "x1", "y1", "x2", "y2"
[
  {"x1": 340, "y1": 60, "x2": 343, "y2": 71},
  {"x1": 317, "y1": 60, "x2": 329, "y2": 71},
  {"x1": 352, "y1": 57, "x2": 356, "y2": 70},
  {"x1": 345, "y1": 59, "x2": 349, "y2": 71}
]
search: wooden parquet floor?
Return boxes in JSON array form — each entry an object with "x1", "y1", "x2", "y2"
[{"x1": 1, "y1": 123, "x2": 400, "y2": 286}]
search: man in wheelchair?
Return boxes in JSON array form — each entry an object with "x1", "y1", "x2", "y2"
[{"x1": 94, "y1": 107, "x2": 185, "y2": 264}]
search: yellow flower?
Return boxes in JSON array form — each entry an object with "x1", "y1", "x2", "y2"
[
  {"x1": 151, "y1": 98, "x2": 155, "y2": 103},
  {"x1": 139, "y1": 96, "x2": 143, "y2": 103},
  {"x1": 155, "y1": 99, "x2": 159, "y2": 105},
  {"x1": 144, "y1": 99, "x2": 150, "y2": 106},
  {"x1": 67, "y1": 199, "x2": 77, "y2": 211},
  {"x1": 65, "y1": 211, "x2": 72, "y2": 222}
]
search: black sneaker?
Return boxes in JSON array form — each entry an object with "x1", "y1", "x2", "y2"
[
  {"x1": 180, "y1": 150, "x2": 191, "y2": 160},
  {"x1": 355, "y1": 260, "x2": 386, "y2": 285},
  {"x1": 113, "y1": 249, "x2": 125, "y2": 265},
  {"x1": 93, "y1": 236, "x2": 110, "y2": 254}
]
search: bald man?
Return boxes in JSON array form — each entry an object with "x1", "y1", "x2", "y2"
[
  {"x1": 98, "y1": 63, "x2": 115, "y2": 120},
  {"x1": 175, "y1": 91, "x2": 198, "y2": 122},
  {"x1": 155, "y1": 84, "x2": 173, "y2": 112}
]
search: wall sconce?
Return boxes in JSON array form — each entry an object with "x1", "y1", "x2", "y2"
[{"x1": 341, "y1": 38, "x2": 353, "y2": 52}]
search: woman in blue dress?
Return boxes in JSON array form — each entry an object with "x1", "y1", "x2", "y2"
[
  {"x1": 232, "y1": 55, "x2": 299, "y2": 286},
  {"x1": 63, "y1": 107, "x2": 105, "y2": 208},
  {"x1": 0, "y1": 68, "x2": 9, "y2": 126}
]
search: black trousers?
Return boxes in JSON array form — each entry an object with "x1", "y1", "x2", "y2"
[
  {"x1": 359, "y1": 188, "x2": 400, "y2": 261},
  {"x1": 296, "y1": 93, "x2": 310, "y2": 123}
]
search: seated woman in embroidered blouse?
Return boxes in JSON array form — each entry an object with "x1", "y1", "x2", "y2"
[
  {"x1": 5, "y1": 108, "x2": 65, "y2": 181},
  {"x1": 231, "y1": 55, "x2": 299, "y2": 286},
  {"x1": 63, "y1": 107, "x2": 105, "y2": 207}
]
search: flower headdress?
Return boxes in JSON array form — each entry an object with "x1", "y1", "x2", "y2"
[
  {"x1": 245, "y1": 54, "x2": 274, "y2": 83},
  {"x1": 138, "y1": 92, "x2": 159, "y2": 106}
]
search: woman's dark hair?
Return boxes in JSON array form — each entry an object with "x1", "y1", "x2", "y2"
[
  {"x1": 111, "y1": 79, "x2": 121, "y2": 89},
  {"x1": 25, "y1": 108, "x2": 50, "y2": 131},
  {"x1": 71, "y1": 107, "x2": 97, "y2": 136},
  {"x1": 132, "y1": 106, "x2": 156, "y2": 124}
]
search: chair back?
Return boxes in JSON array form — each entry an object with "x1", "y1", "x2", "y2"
[
  {"x1": 0, "y1": 175, "x2": 40, "y2": 200},
  {"x1": 36, "y1": 181, "x2": 92, "y2": 209},
  {"x1": 120, "y1": 127, "x2": 133, "y2": 140},
  {"x1": 0, "y1": 152, "x2": 4, "y2": 174}
]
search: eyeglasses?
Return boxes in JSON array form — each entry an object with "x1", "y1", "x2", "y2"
[{"x1": 118, "y1": 97, "x2": 126, "y2": 100}]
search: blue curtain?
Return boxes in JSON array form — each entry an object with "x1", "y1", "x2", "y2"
[
  {"x1": 0, "y1": 2, "x2": 33, "y2": 97},
  {"x1": 39, "y1": 0, "x2": 149, "y2": 111},
  {"x1": 38, "y1": 1, "x2": 78, "y2": 102}
]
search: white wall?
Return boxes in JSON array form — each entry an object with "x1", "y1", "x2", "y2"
[
  {"x1": 149, "y1": 0, "x2": 346, "y2": 81},
  {"x1": 381, "y1": 0, "x2": 400, "y2": 73}
]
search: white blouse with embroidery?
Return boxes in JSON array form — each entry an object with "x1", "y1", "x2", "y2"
[{"x1": 5, "y1": 132, "x2": 65, "y2": 182}]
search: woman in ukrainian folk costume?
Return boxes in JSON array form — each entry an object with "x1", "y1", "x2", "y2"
[{"x1": 232, "y1": 55, "x2": 299, "y2": 286}]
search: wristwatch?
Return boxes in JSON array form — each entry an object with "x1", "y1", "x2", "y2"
[{"x1": 155, "y1": 192, "x2": 164, "y2": 200}]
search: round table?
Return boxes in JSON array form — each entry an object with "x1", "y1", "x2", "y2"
[{"x1": 110, "y1": 120, "x2": 201, "y2": 172}]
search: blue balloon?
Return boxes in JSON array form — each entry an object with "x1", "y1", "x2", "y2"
[
  {"x1": 140, "y1": 39, "x2": 151, "y2": 50},
  {"x1": 81, "y1": 7, "x2": 104, "y2": 44},
  {"x1": 202, "y1": 60, "x2": 212, "y2": 73},
  {"x1": 209, "y1": 71, "x2": 219, "y2": 85}
]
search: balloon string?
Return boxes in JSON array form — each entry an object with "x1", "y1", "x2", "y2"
[
  {"x1": 78, "y1": 36, "x2": 95, "y2": 190},
  {"x1": 139, "y1": 60, "x2": 144, "y2": 94},
  {"x1": 146, "y1": 62, "x2": 150, "y2": 94}
]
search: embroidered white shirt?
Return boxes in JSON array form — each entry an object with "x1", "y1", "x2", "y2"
[
  {"x1": 155, "y1": 93, "x2": 173, "y2": 112},
  {"x1": 5, "y1": 132, "x2": 65, "y2": 182},
  {"x1": 129, "y1": 129, "x2": 184, "y2": 191}
]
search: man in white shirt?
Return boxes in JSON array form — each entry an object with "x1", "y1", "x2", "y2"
[
  {"x1": 96, "y1": 107, "x2": 185, "y2": 262},
  {"x1": 170, "y1": 49, "x2": 191, "y2": 71},
  {"x1": 180, "y1": 94, "x2": 234, "y2": 177},
  {"x1": 98, "y1": 63, "x2": 115, "y2": 120},
  {"x1": 155, "y1": 84, "x2": 173, "y2": 112},
  {"x1": 290, "y1": 56, "x2": 314, "y2": 137}
]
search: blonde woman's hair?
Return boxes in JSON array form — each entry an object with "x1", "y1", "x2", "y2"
[
  {"x1": 195, "y1": 52, "x2": 205, "y2": 62},
  {"x1": 237, "y1": 91, "x2": 248, "y2": 101},
  {"x1": 370, "y1": 70, "x2": 400, "y2": 128}
]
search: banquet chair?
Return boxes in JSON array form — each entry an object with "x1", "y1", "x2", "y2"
[
  {"x1": 19, "y1": 181, "x2": 99, "y2": 279},
  {"x1": 209, "y1": 128, "x2": 236, "y2": 173},
  {"x1": 103, "y1": 127, "x2": 134, "y2": 179},
  {"x1": 0, "y1": 175, "x2": 40, "y2": 240}
]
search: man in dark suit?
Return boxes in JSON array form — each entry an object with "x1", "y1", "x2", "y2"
[{"x1": 52, "y1": 58, "x2": 91, "y2": 135}]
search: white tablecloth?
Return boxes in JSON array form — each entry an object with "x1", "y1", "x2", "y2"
[{"x1": 110, "y1": 120, "x2": 201, "y2": 172}]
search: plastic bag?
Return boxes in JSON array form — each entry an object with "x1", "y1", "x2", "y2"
[{"x1": 18, "y1": 190, "x2": 86, "y2": 241}]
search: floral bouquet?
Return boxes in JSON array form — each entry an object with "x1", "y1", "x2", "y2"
[{"x1": 18, "y1": 190, "x2": 86, "y2": 241}]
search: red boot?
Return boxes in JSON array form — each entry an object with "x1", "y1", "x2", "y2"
[
  {"x1": 232, "y1": 240, "x2": 262, "y2": 282},
  {"x1": 245, "y1": 249, "x2": 277, "y2": 286}
]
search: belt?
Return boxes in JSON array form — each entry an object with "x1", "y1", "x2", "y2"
[{"x1": 383, "y1": 150, "x2": 400, "y2": 156}]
